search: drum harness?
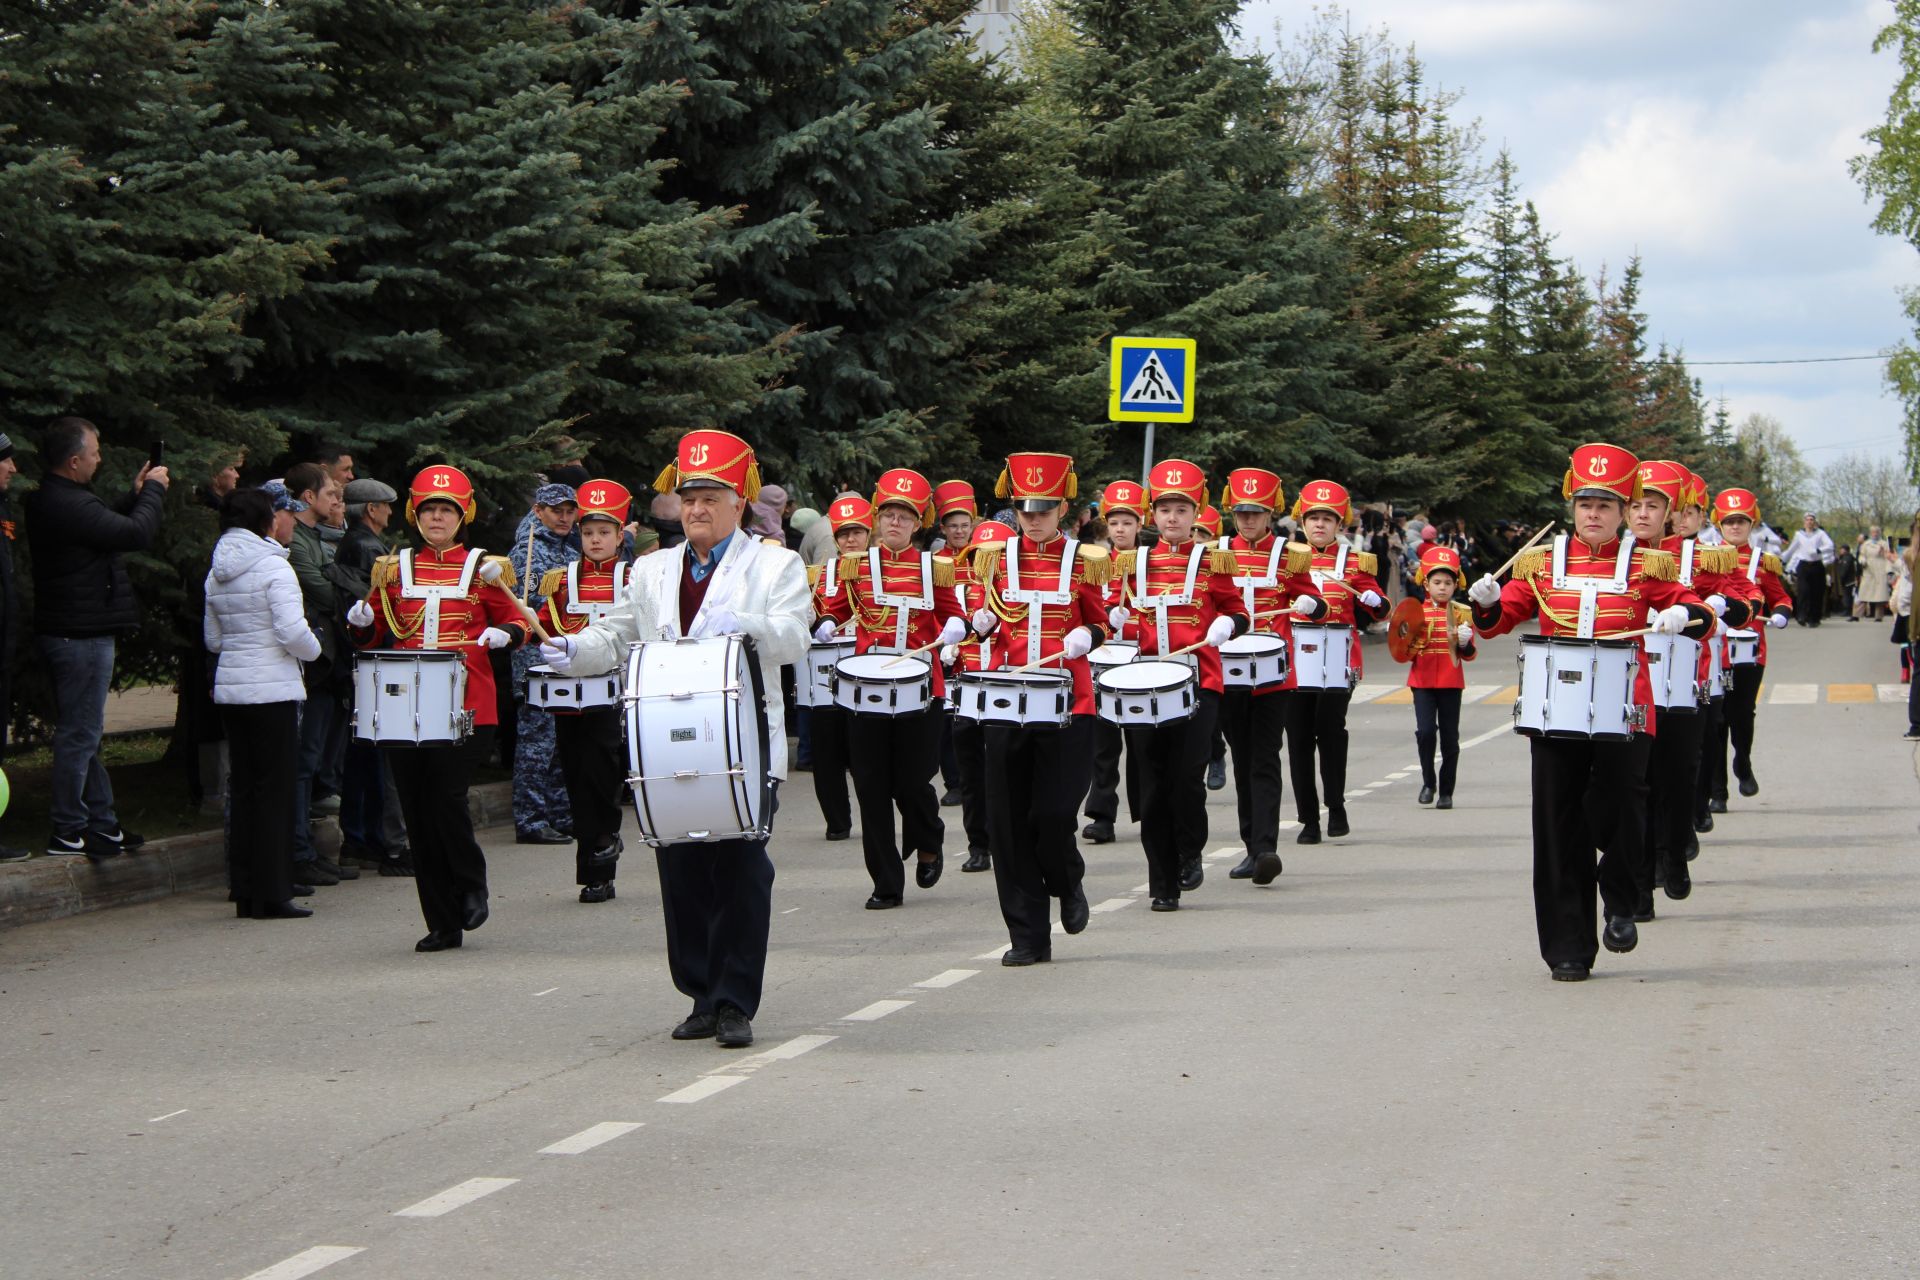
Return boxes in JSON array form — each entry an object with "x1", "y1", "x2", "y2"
[
  {"x1": 1536, "y1": 534, "x2": 1638, "y2": 639},
  {"x1": 389, "y1": 548, "x2": 484, "y2": 648},
  {"x1": 1135, "y1": 541, "x2": 1207, "y2": 665},
  {"x1": 999, "y1": 537, "x2": 1080, "y2": 666},
  {"x1": 864, "y1": 547, "x2": 935, "y2": 653},
  {"x1": 551, "y1": 560, "x2": 633, "y2": 631},
  {"x1": 1219, "y1": 535, "x2": 1288, "y2": 624}
]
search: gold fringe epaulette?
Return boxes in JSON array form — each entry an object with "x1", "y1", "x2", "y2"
[
  {"x1": 1637, "y1": 548, "x2": 1678, "y2": 581},
  {"x1": 1450, "y1": 600, "x2": 1473, "y2": 627},
  {"x1": 485, "y1": 555, "x2": 516, "y2": 590},
  {"x1": 1114, "y1": 549, "x2": 1138, "y2": 578},
  {"x1": 1762, "y1": 552, "x2": 1784, "y2": 576},
  {"x1": 370, "y1": 554, "x2": 398, "y2": 591},
  {"x1": 1512, "y1": 548, "x2": 1549, "y2": 582},
  {"x1": 1077, "y1": 543, "x2": 1113, "y2": 586},
  {"x1": 1355, "y1": 550, "x2": 1378, "y2": 577},
  {"x1": 837, "y1": 553, "x2": 864, "y2": 581},
  {"x1": 1284, "y1": 542, "x2": 1312, "y2": 574},
  {"x1": 538, "y1": 567, "x2": 566, "y2": 600},
  {"x1": 1209, "y1": 548, "x2": 1238, "y2": 575},
  {"x1": 932, "y1": 557, "x2": 955, "y2": 589},
  {"x1": 806, "y1": 564, "x2": 824, "y2": 589}
]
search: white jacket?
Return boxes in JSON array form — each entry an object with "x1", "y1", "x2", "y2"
[
  {"x1": 204, "y1": 529, "x2": 322, "y2": 705},
  {"x1": 570, "y1": 534, "x2": 810, "y2": 778}
]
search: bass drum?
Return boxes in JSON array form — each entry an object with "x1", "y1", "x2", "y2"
[{"x1": 624, "y1": 635, "x2": 772, "y2": 846}]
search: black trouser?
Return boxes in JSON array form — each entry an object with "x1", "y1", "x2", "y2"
[
  {"x1": 222, "y1": 701, "x2": 299, "y2": 905},
  {"x1": 847, "y1": 704, "x2": 945, "y2": 897},
  {"x1": 1128, "y1": 690, "x2": 1220, "y2": 900},
  {"x1": 938, "y1": 710, "x2": 959, "y2": 793},
  {"x1": 1695, "y1": 694, "x2": 1727, "y2": 816},
  {"x1": 1083, "y1": 718, "x2": 1139, "y2": 826},
  {"x1": 1283, "y1": 686, "x2": 1352, "y2": 824},
  {"x1": 1219, "y1": 687, "x2": 1285, "y2": 855},
  {"x1": 1722, "y1": 662, "x2": 1764, "y2": 783},
  {"x1": 1647, "y1": 705, "x2": 1705, "y2": 879},
  {"x1": 1412, "y1": 687, "x2": 1461, "y2": 796},
  {"x1": 986, "y1": 715, "x2": 1094, "y2": 954},
  {"x1": 1795, "y1": 562, "x2": 1827, "y2": 624},
  {"x1": 1529, "y1": 733, "x2": 1650, "y2": 970},
  {"x1": 951, "y1": 710, "x2": 992, "y2": 858},
  {"x1": 655, "y1": 787, "x2": 778, "y2": 1019},
  {"x1": 553, "y1": 707, "x2": 623, "y2": 885},
  {"x1": 1209, "y1": 718, "x2": 1226, "y2": 766},
  {"x1": 809, "y1": 705, "x2": 853, "y2": 833},
  {"x1": 386, "y1": 726, "x2": 495, "y2": 938}
]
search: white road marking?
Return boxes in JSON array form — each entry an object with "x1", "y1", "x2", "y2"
[
  {"x1": 1769, "y1": 683, "x2": 1818, "y2": 704},
  {"x1": 724, "y1": 1035, "x2": 837, "y2": 1072},
  {"x1": 1349, "y1": 684, "x2": 1393, "y2": 704},
  {"x1": 781, "y1": 907, "x2": 801, "y2": 914},
  {"x1": 659, "y1": 1075, "x2": 747, "y2": 1104},
  {"x1": 1460, "y1": 685, "x2": 1499, "y2": 704},
  {"x1": 1386, "y1": 770, "x2": 1412, "y2": 779},
  {"x1": 842, "y1": 999, "x2": 914, "y2": 1022},
  {"x1": 973, "y1": 944, "x2": 1010, "y2": 961},
  {"x1": 148, "y1": 1109, "x2": 187, "y2": 1123},
  {"x1": 533, "y1": 988, "x2": 558, "y2": 997},
  {"x1": 240, "y1": 1246, "x2": 365, "y2": 1280},
  {"x1": 539, "y1": 1121, "x2": 643, "y2": 1155},
  {"x1": 1089, "y1": 897, "x2": 1134, "y2": 914},
  {"x1": 1879, "y1": 684, "x2": 1908, "y2": 703},
  {"x1": 1278, "y1": 821, "x2": 1298, "y2": 831},
  {"x1": 393, "y1": 1177, "x2": 518, "y2": 1218},
  {"x1": 914, "y1": 969, "x2": 978, "y2": 989},
  {"x1": 1461, "y1": 723, "x2": 1511, "y2": 750},
  {"x1": 1131, "y1": 882, "x2": 1151, "y2": 894}
]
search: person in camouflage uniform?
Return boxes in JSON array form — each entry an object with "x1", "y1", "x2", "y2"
[{"x1": 510, "y1": 483, "x2": 579, "y2": 843}]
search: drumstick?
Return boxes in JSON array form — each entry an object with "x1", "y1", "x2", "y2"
[
  {"x1": 881, "y1": 638, "x2": 946, "y2": 669},
  {"x1": 1489, "y1": 521, "x2": 1556, "y2": 580},
  {"x1": 520, "y1": 524, "x2": 538, "y2": 603},
  {"x1": 1008, "y1": 649, "x2": 1072, "y2": 674}
]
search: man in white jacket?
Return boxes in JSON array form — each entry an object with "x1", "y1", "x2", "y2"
[{"x1": 541, "y1": 430, "x2": 808, "y2": 1049}]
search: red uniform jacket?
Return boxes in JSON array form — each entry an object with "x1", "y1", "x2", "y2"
[
  {"x1": 1657, "y1": 536, "x2": 1752, "y2": 686},
  {"x1": 1401, "y1": 599, "x2": 1476, "y2": 690},
  {"x1": 1722, "y1": 544, "x2": 1793, "y2": 665},
  {"x1": 1298, "y1": 541, "x2": 1388, "y2": 678},
  {"x1": 1114, "y1": 540, "x2": 1252, "y2": 695},
  {"x1": 349, "y1": 544, "x2": 528, "y2": 726},
  {"x1": 1216, "y1": 534, "x2": 1323, "y2": 693},
  {"x1": 817, "y1": 544, "x2": 964, "y2": 696},
  {"x1": 976, "y1": 535, "x2": 1113, "y2": 715},
  {"x1": 948, "y1": 557, "x2": 1004, "y2": 676},
  {"x1": 539, "y1": 557, "x2": 632, "y2": 636}
]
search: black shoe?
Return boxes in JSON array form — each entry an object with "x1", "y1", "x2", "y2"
[
  {"x1": 1229, "y1": 852, "x2": 1258, "y2": 879},
  {"x1": 1296, "y1": 825, "x2": 1321, "y2": 845},
  {"x1": 1435, "y1": 795, "x2": 1453, "y2": 810},
  {"x1": 1664, "y1": 860, "x2": 1692, "y2": 901},
  {"x1": 378, "y1": 855, "x2": 415, "y2": 877},
  {"x1": 1326, "y1": 808, "x2": 1350, "y2": 838},
  {"x1": 462, "y1": 892, "x2": 489, "y2": 931},
  {"x1": 1685, "y1": 833, "x2": 1699, "y2": 863},
  {"x1": 0, "y1": 844, "x2": 31, "y2": 863},
  {"x1": 289, "y1": 882, "x2": 316, "y2": 897},
  {"x1": 1707, "y1": 797, "x2": 1728, "y2": 814},
  {"x1": 864, "y1": 893, "x2": 903, "y2": 910},
  {"x1": 1001, "y1": 946, "x2": 1050, "y2": 966},
  {"x1": 251, "y1": 899, "x2": 313, "y2": 919},
  {"x1": 1206, "y1": 759, "x2": 1226, "y2": 791},
  {"x1": 415, "y1": 931, "x2": 462, "y2": 952},
  {"x1": 312, "y1": 857, "x2": 358, "y2": 881},
  {"x1": 1550, "y1": 961, "x2": 1590, "y2": 982},
  {"x1": 1251, "y1": 851, "x2": 1282, "y2": 885},
  {"x1": 1694, "y1": 812, "x2": 1714, "y2": 833},
  {"x1": 516, "y1": 825, "x2": 571, "y2": 845},
  {"x1": 961, "y1": 850, "x2": 991, "y2": 872},
  {"x1": 940, "y1": 788, "x2": 961, "y2": 807},
  {"x1": 1653, "y1": 860, "x2": 1666, "y2": 889},
  {"x1": 1603, "y1": 915, "x2": 1638, "y2": 953},
  {"x1": 579, "y1": 882, "x2": 615, "y2": 903},
  {"x1": 1417, "y1": 785, "x2": 1435, "y2": 805},
  {"x1": 1082, "y1": 821, "x2": 1115, "y2": 844},
  {"x1": 1905, "y1": 726, "x2": 1920, "y2": 740},
  {"x1": 45, "y1": 831, "x2": 88, "y2": 858},
  {"x1": 1737, "y1": 774, "x2": 1759, "y2": 797},
  {"x1": 672, "y1": 1011, "x2": 717, "y2": 1040},
  {"x1": 89, "y1": 826, "x2": 145, "y2": 852},
  {"x1": 825, "y1": 827, "x2": 851, "y2": 842},
  {"x1": 1634, "y1": 893, "x2": 1656, "y2": 923},
  {"x1": 715, "y1": 1005, "x2": 754, "y2": 1049},
  {"x1": 295, "y1": 860, "x2": 339, "y2": 886},
  {"x1": 1061, "y1": 883, "x2": 1089, "y2": 934},
  {"x1": 339, "y1": 840, "x2": 383, "y2": 869},
  {"x1": 1150, "y1": 896, "x2": 1179, "y2": 912},
  {"x1": 915, "y1": 851, "x2": 943, "y2": 889},
  {"x1": 1179, "y1": 857, "x2": 1203, "y2": 891}
]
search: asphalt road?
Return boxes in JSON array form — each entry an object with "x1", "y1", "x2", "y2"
[{"x1": 3, "y1": 620, "x2": 1915, "y2": 1280}]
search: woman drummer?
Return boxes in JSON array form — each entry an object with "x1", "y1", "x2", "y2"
[
  {"x1": 813, "y1": 469, "x2": 968, "y2": 909},
  {"x1": 806, "y1": 494, "x2": 873, "y2": 843},
  {"x1": 346, "y1": 464, "x2": 530, "y2": 953},
  {"x1": 1705, "y1": 486, "x2": 1792, "y2": 809},
  {"x1": 1285, "y1": 480, "x2": 1388, "y2": 843},
  {"x1": 1467, "y1": 443, "x2": 1715, "y2": 981},
  {"x1": 1393, "y1": 542, "x2": 1476, "y2": 810},
  {"x1": 1083, "y1": 480, "x2": 1147, "y2": 847},
  {"x1": 946, "y1": 518, "x2": 1013, "y2": 873}
]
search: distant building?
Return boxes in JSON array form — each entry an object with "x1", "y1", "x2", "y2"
[{"x1": 962, "y1": 0, "x2": 1022, "y2": 61}]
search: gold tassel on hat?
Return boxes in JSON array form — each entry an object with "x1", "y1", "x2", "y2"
[
  {"x1": 652, "y1": 462, "x2": 679, "y2": 493},
  {"x1": 993, "y1": 468, "x2": 1011, "y2": 500}
]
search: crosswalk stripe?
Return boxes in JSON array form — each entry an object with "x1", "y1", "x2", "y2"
[
  {"x1": 1461, "y1": 684, "x2": 1500, "y2": 704},
  {"x1": 1768, "y1": 683, "x2": 1818, "y2": 704},
  {"x1": 1348, "y1": 684, "x2": 1393, "y2": 704},
  {"x1": 1827, "y1": 683, "x2": 1876, "y2": 703},
  {"x1": 1374, "y1": 687, "x2": 1413, "y2": 704},
  {"x1": 1879, "y1": 684, "x2": 1909, "y2": 703}
]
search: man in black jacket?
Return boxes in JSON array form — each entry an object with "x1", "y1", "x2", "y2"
[
  {"x1": 0, "y1": 433, "x2": 26, "y2": 862},
  {"x1": 22, "y1": 417, "x2": 168, "y2": 859},
  {"x1": 335, "y1": 477, "x2": 412, "y2": 875}
]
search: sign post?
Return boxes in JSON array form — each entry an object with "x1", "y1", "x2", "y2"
[{"x1": 1108, "y1": 336, "x2": 1197, "y2": 484}]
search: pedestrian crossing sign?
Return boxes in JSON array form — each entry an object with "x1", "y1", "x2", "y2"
[{"x1": 1109, "y1": 337, "x2": 1197, "y2": 423}]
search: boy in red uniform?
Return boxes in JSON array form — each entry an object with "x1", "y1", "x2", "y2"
[
  {"x1": 945, "y1": 519, "x2": 1012, "y2": 873},
  {"x1": 1083, "y1": 480, "x2": 1146, "y2": 845},
  {"x1": 1708, "y1": 486, "x2": 1793, "y2": 807},
  {"x1": 806, "y1": 495, "x2": 872, "y2": 842},
  {"x1": 1396, "y1": 542, "x2": 1476, "y2": 809}
]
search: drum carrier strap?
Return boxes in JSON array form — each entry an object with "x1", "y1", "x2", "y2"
[
  {"x1": 1004, "y1": 538, "x2": 1078, "y2": 664},
  {"x1": 1220, "y1": 535, "x2": 1286, "y2": 620},
  {"x1": 1136, "y1": 542, "x2": 1206, "y2": 658},
  {"x1": 869, "y1": 548, "x2": 935, "y2": 652},
  {"x1": 1544, "y1": 534, "x2": 1636, "y2": 639},
  {"x1": 398, "y1": 548, "x2": 484, "y2": 650}
]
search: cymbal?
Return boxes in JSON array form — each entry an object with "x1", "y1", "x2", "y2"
[{"x1": 1386, "y1": 597, "x2": 1425, "y2": 664}]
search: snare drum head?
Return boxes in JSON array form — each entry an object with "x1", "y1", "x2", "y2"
[
  {"x1": 838, "y1": 652, "x2": 930, "y2": 680},
  {"x1": 1220, "y1": 633, "x2": 1284, "y2": 656},
  {"x1": 1097, "y1": 660, "x2": 1194, "y2": 692},
  {"x1": 1089, "y1": 642, "x2": 1138, "y2": 667}
]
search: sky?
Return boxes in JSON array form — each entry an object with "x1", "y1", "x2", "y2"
[{"x1": 1237, "y1": 0, "x2": 1915, "y2": 469}]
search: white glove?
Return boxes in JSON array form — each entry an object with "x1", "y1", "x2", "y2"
[
  {"x1": 1468, "y1": 574, "x2": 1502, "y2": 607},
  {"x1": 1358, "y1": 589, "x2": 1384, "y2": 609},
  {"x1": 1290, "y1": 596, "x2": 1319, "y2": 618},
  {"x1": 539, "y1": 636, "x2": 577, "y2": 670},
  {"x1": 1704, "y1": 593, "x2": 1727, "y2": 617},
  {"x1": 347, "y1": 599, "x2": 375, "y2": 628},
  {"x1": 705, "y1": 609, "x2": 740, "y2": 635},
  {"x1": 479, "y1": 626, "x2": 513, "y2": 649},
  {"x1": 1108, "y1": 605, "x2": 1131, "y2": 632},
  {"x1": 1061, "y1": 626, "x2": 1093, "y2": 660},
  {"x1": 939, "y1": 644, "x2": 959, "y2": 666},
  {"x1": 1649, "y1": 605, "x2": 1691, "y2": 636},
  {"x1": 1205, "y1": 616, "x2": 1236, "y2": 647},
  {"x1": 813, "y1": 619, "x2": 838, "y2": 642},
  {"x1": 1456, "y1": 624, "x2": 1475, "y2": 647},
  {"x1": 477, "y1": 558, "x2": 504, "y2": 584},
  {"x1": 1767, "y1": 611, "x2": 1788, "y2": 629},
  {"x1": 938, "y1": 616, "x2": 968, "y2": 647},
  {"x1": 971, "y1": 608, "x2": 998, "y2": 635}
]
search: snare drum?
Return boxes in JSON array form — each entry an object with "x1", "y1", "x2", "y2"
[
  {"x1": 1290, "y1": 623, "x2": 1355, "y2": 690},
  {"x1": 1725, "y1": 628, "x2": 1760, "y2": 666},
  {"x1": 1513, "y1": 635, "x2": 1641, "y2": 740},
  {"x1": 832, "y1": 652, "x2": 934, "y2": 716},
  {"x1": 526, "y1": 664, "x2": 621, "y2": 712},
  {"x1": 1640, "y1": 632, "x2": 1701, "y2": 714},
  {"x1": 952, "y1": 670, "x2": 1074, "y2": 728},
  {"x1": 1088, "y1": 640, "x2": 1138, "y2": 672},
  {"x1": 352, "y1": 649, "x2": 471, "y2": 746},
  {"x1": 624, "y1": 636, "x2": 772, "y2": 846},
  {"x1": 1219, "y1": 633, "x2": 1289, "y2": 689},
  {"x1": 1095, "y1": 660, "x2": 1198, "y2": 727},
  {"x1": 796, "y1": 637, "x2": 855, "y2": 709},
  {"x1": 1705, "y1": 628, "x2": 1727, "y2": 697}
]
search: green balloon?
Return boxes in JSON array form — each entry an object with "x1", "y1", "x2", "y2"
[{"x1": 0, "y1": 765, "x2": 10, "y2": 818}]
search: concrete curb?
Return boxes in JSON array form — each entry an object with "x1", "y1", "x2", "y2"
[{"x1": 0, "y1": 781, "x2": 513, "y2": 931}]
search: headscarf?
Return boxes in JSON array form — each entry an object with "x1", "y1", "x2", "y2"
[{"x1": 748, "y1": 483, "x2": 788, "y2": 539}]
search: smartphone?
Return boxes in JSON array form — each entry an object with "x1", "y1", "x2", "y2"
[{"x1": 147, "y1": 439, "x2": 165, "y2": 469}]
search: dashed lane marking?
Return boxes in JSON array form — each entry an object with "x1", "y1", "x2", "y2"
[
  {"x1": 973, "y1": 944, "x2": 1011, "y2": 961},
  {"x1": 711, "y1": 1035, "x2": 837, "y2": 1077},
  {"x1": 393, "y1": 1177, "x2": 517, "y2": 1218},
  {"x1": 842, "y1": 1000, "x2": 914, "y2": 1022},
  {"x1": 533, "y1": 988, "x2": 558, "y2": 997},
  {"x1": 659, "y1": 1075, "x2": 747, "y2": 1104},
  {"x1": 914, "y1": 970, "x2": 979, "y2": 989},
  {"x1": 149, "y1": 1109, "x2": 187, "y2": 1123},
  {"x1": 1089, "y1": 897, "x2": 1135, "y2": 914},
  {"x1": 239, "y1": 1246, "x2": 366, "y2": 1280},
  {"x1": 539, "y1": 1122, "x2": 644, "y2": 1156}
]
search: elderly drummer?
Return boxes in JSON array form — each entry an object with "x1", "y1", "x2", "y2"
[
  {"x1": 1467, "y1": 443, "x2": 1715, "y2": 982},
  {"x1": 539, "y1": 430, "x2": 809, "y2": 1050}
]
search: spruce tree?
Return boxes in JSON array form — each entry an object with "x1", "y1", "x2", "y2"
[{"x1": 1520, "y1": 206, "x2": 1627, "y2": 497}]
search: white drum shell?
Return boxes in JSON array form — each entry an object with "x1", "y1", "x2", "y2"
[
  {"x1": 353, "y1": 650, "x2": 471, "y2": 746},
  {"x1": 796, "y1": 637, "x2": 855, "y2": 709},
  {"x1": 1290, "y1": 623, "x2": 1355, "y2": 690},
  {"x1": 1725, "y1": 628, "x2": 1760, "y2": 666},
  {"x1": 1513, "y1": 636, "x2": 1641, "y2": 741},
  {"x1": 527, "y1": 664, "x2": 621, "y2": 711},
  {"x1": 1095, "y1": 660, "x2": 1199, "y2": 727},
  {"x1": 1219, "y1": 633, "x2": 1289, "y2": 689},
  {"x1": 1640, "y1": 633, "x2": 1702, "y2": 713},
  {"x1": 831, "y1": 653, "x2": 934, "y2": 716},
  {"x1": 1705, "y1": 630, "x2": 1727, "y2": 697},
  {"x1": 952, "y1": 671, "x2": 1074, "y2": 727},
  {"x1": 625, "y1": 637, "x2": 771, "y2": 846}
]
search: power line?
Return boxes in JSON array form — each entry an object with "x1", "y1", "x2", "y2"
[{"x1": 1686, "y1": 354, "x2": 1890, "y2": 367}]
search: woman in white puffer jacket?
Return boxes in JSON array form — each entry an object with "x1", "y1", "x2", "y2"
[{"x1": 205, "y1": 486, "x2": 323, "y2": 919}]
